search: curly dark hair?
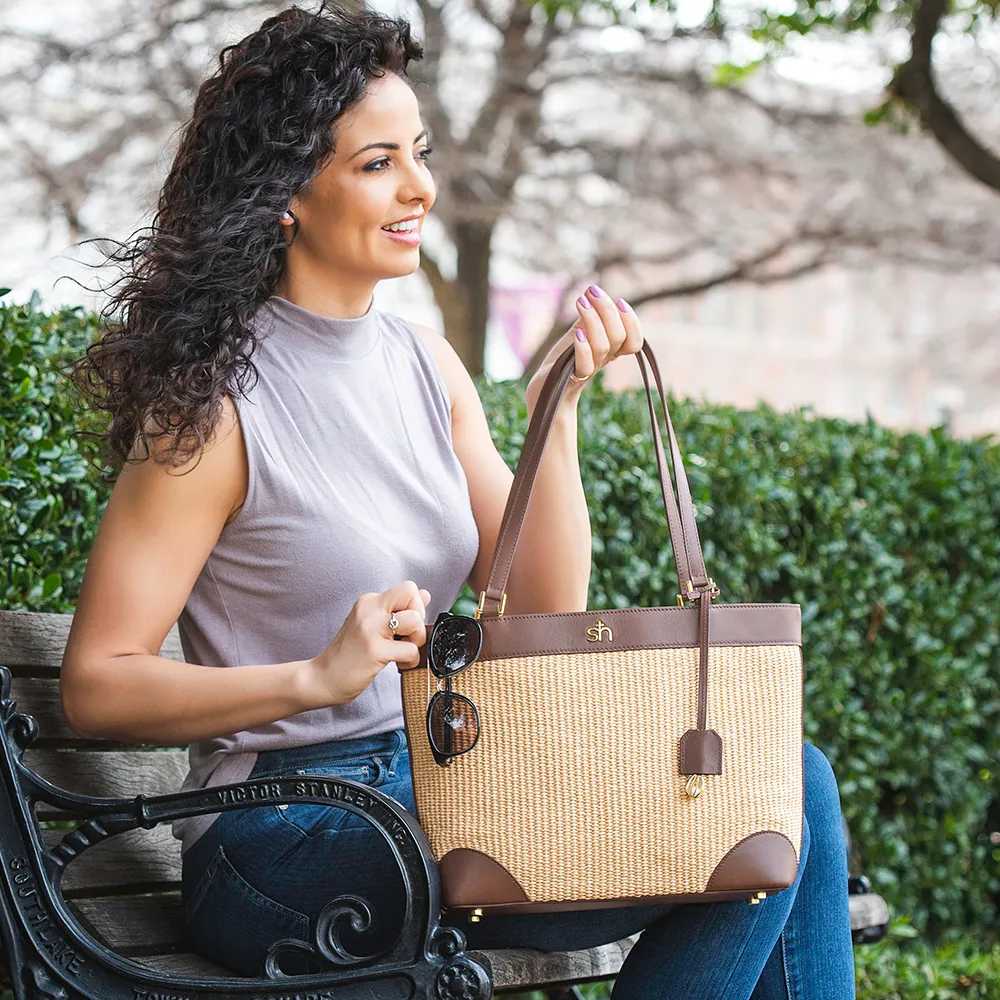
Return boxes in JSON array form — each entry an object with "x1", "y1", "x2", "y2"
[{"x1": 68, "y1": 1, "x2": 423, "y2": 472}]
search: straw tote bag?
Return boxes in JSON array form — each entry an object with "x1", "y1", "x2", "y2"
[{"x1": 397, "y1": 338, "x2": 804, "y2": 919}]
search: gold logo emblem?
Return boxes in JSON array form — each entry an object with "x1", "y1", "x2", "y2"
[{"x1": 586, "y1": 618, "x2": 613, "y2": 642}]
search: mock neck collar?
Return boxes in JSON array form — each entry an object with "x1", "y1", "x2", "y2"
[{"x1": 260, "y1": 294, "x2": 381, "y2": 362}]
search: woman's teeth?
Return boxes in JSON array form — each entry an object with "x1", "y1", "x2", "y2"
[{"x1": 382, "y1": 220, "x2": 419, "y2": 232}]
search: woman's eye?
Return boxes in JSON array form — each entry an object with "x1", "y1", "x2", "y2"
[{"x1": 363, "y1": 148, "x2": 434, "y2": 173}]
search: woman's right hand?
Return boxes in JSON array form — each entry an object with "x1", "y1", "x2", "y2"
[{"x1": 306, "y1": 581, "x2": 431, "y2": 706}]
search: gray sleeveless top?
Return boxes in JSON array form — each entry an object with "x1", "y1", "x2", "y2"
[{"x1": 171, "y1": 294, "x2": 481, "y2": 852}]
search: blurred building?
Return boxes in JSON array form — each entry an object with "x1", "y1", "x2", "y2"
[{"x1": 498, "y1": 263, "x2": 1000, "y2": 439}]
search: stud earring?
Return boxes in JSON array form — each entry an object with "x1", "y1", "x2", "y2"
[{"x1": 281, "y1": 209, "x2": 296, "y2": 223}]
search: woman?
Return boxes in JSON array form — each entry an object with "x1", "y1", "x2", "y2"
[{"x1": 61, "y1": 4, "x2": 856, "y2": 997}]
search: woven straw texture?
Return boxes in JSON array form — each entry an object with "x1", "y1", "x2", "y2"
[{"x1": 400, "y1": 643, "x2": 803, "y2": 902}]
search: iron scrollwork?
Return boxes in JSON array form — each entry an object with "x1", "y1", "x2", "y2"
[{"x1": 0, "y1": 666, "x2": 493, "y2": 1000}]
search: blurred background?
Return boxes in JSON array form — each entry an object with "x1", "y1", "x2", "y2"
[
  {"x1": 2, "y1": 2, "x2": 999, "y2": 996},
  {"x1": 2, "y1": 0, "x2": 998, "y2": 436}
]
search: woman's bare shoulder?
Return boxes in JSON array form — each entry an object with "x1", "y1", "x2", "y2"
[{"x1": 406, "y1": 321, "x2": 468, "y2": 420}]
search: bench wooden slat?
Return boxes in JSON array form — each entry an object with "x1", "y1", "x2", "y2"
[
  {"x1": 133, "y1": 951, "x2": 233, "y2": 978},
  {"x1": 0, "y1": 610, "x2": 184, "y2": 671},
  {"x1": 135, "y1": 939, "x2": 643, "y2": 990},
  {"x1": 9, "y1": 677, "x2": 71, "y2": 738},
  {"x1": 70, "y1": 893, "x2": 185, "y2": 956},
  {"x1": 71, "y1": 890, "x2": 641, "y2": 990},
  {"x1": 7, "y1": 676, "x2": 172, "y2": 749},
  {"x1": 26, "y1": 750, "x2": 188, "y2": 818},
  {"x1": 42, "y1": 826, "x2": 181, "y2": 897},
  {"x1": 69, "y1": 893, "x2": 637, "y2": 983},
  {"x1": 66, "y1": 892, "x2": 887, "y2": 983},
  {"x1": 476, "y1": 935, "x2": 639, "y2": 990},
  {"x1": 9, "y1": 676, "x2": 139, "y2": 745}
]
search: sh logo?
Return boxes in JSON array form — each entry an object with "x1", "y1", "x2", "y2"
[{"x1": 586, "y1": 619, "x2": 613, "y2": 643}]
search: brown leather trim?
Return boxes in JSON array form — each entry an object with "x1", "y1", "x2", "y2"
[
  {"x1": 442, "y1": 886, "x2": 781, "y2": 916},
  {"x1": 704, "y1": 832, "x2": 799, "y2": 893},
  {"x1": 441, "y1": 831, "x2": 799, "y2": 914},
  {"x1": 478, "y1": 339, "x2": 712, "y2": 617},
  {"x1": 679, "y1": 729, "x2": 722, "y2": 775},
  {"x1": 696, "y1": 589, "x2": 711, "y2": 728},
  {"x1": 439, "y1": 849, "x2": 529, "y2": 908},
  {"x1": 640, "y1": 345, "x2": 710, "y2": 589},
  {"x1": 403, "y1": 603, "x2": 800, "y2": 671}
]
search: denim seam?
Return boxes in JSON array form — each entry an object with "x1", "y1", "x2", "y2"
[
  {"x1": 253, "y1": 767, "x2": 372, "y2": 783},
  {"x1": 716, "y1": 901, "x2": 768, "y2": 1000},
  {"x1": 247, "y1": 732, "x2": 405, "y2": 778},
  {"x1": 781, "y1": 897, "x2": 801, "y2": 999},
  {"x1": 778, "y1": 927, "x2": 793, "y2": 1000},
  {"x1": 184, "y1": 845, "x2": 225, "y2": 920},
  {"x1": 221, "y1": 860, "x2": 308, "y2": 921},
  {"x1": 251, "y1": 758, "x2": 377, "y2": 781},
  {"x1": 273, "y1": 800, "x2": 362, "y2": 835},
  {"x1": 387, "y1": 729, "x2": 405, "y2": 776},
  {"x1": 189, "y1": 845, "x2": 309, "y2": 926}
]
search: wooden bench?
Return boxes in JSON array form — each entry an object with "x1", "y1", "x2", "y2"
[{"x1": 0, "y1": 609, "x2": 890, "y2": 1000}]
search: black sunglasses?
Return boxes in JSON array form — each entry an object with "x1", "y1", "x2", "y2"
[{"x1": 425, "y1": 612, "x2": 483, "y2": 766}]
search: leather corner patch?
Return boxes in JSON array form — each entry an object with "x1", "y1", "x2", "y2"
[
  {"x1": 679, "y1": 729, "x2": 722, "y2": 775},
  {"x1": 705, "y1": 832, "x2": 799, "y2": 893},
  {"x1": 438, "y1": 849, "x2": 529, "y2": 908}
]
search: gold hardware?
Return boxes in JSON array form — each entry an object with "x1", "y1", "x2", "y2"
[
  {"x1": 684, "y1": 774, "x2": 705, "y2": 798},
  {"x1": 676, "y1": 578, "x2": 720, "y2": 606},
  {"x1": 748, "y1": 894, "x2": 760, "y2": 905},
  {"x1": 757, "y1": 891, "x2": 767, "y2": 899},
  {"x1": 474, "y1": 591, "x2": 506, "y2": 620},
  {"x1": 748, "y1": 890, "x2": 767, "y2": 905},
  {"x1": 586, "y1": 618, "x2": 613, "y2": 642},
  {"x1": 469, "y1": 908, "x2": 483, "y2": 923}
]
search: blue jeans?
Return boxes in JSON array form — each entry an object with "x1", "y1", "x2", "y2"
[{"x1": 181, "y1": 733, "x2": 856, "y2": 999}]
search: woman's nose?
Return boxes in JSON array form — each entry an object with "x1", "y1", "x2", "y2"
[{"x1": 402, "y1": 162, "x2": 434, "y2": 205}]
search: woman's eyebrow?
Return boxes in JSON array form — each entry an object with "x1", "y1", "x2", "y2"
[{"x1": 349, "y1": 130, "x2": 429, "y2": 160}]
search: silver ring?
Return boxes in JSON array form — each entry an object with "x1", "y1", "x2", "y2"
[{"x1": 388, "y1": 613, "x2": 399, "y2": 636}]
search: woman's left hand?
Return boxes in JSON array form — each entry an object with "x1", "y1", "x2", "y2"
[{"x1": 526, "y1": 284, "x2": 644, "y2": 413}]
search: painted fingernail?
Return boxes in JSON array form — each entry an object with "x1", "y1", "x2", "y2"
[
  {"x1": 616, "y1": 297, "x2": 631, "y2": 313},
  {"x1": 575, "y1": 327, "x2": 586, "y2": 341},
  {"x1": 577, "y1": 295, "x2": 592, "y2": 310},
  {"x1": 588, "y1": 284, "x2": 604, "y2": 298}
]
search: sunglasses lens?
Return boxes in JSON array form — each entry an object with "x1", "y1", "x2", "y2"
[
  {"x1": 428, "y1": 692, "x2": 479, "y2": 757},
  {"x1": 430, "y1": 615, "x2": 482, "y2": 677}
]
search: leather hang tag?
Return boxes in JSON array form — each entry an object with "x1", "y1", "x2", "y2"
[{"x1": 679, "y1": 729, "x2": 723, "y2": 775}]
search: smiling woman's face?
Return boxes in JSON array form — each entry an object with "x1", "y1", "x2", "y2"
[{"x1": 282, "y1": 71, "x2": 436, "y2": 296}]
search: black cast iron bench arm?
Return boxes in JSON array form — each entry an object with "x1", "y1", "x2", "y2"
[{"x1": 0, "y1": 666, "x2": 493, "y2": 1000}]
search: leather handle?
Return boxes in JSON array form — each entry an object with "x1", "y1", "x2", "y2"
[
  {"x1": 638, "y1": 341, "x2": 711, "y2": 593},
  {"x1": 479, "y1": 339, "x2": 713, "y2": 618}
]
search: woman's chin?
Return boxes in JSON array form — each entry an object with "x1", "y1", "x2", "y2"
[{"x1": 378, "y1": 256, "x2": 422, "y2": 279}]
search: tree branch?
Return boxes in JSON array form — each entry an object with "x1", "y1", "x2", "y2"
[
  {"x1": 891, "y1": 0, "x2": 1000, "y2": 193},
  {"x1": 418, "y1": 247, "x2": 451, "y2": 304},
  {"x1": 521, "y1": 229, "x2": 837, "y2": 379},
  {"x1": 627, "y1": 249, "x2": 831, "y2": 308}
]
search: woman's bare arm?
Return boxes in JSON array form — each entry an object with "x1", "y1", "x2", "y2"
[{"x1": 60, "y1": 396, "x2": 334, "y2": 744}]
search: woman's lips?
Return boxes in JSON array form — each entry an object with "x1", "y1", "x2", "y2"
[{"x1": 382, "y1": 227, "x2": 420, "y2": 246}]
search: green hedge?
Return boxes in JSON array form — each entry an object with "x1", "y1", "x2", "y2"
[
  {"x1": 516, "y1": 923, "x2": 1000, "y2": 1000},
  {"x1": 2, "y1": 294, "x2": 998, "y2": 941},
  {"x1": 0, "y1": 292, "x2": 105, "y2": 608}
]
